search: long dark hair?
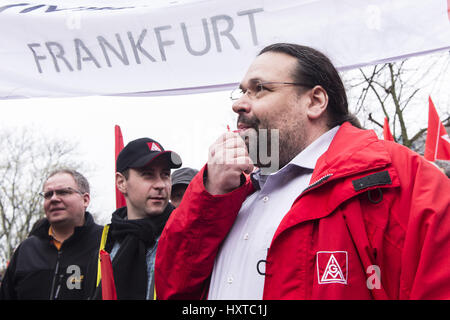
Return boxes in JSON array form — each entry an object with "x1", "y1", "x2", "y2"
[{"x1": 259, "y1": 43, "x2": 361, "y2": 128}]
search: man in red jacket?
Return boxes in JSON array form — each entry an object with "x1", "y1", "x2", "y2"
[{"x1": 155, "y1": 43, "x2": 450, "y2": 300}]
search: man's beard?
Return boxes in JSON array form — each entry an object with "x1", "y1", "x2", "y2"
[{"x1": 237, "y1": 114, "x2": 305, "y2": 172}]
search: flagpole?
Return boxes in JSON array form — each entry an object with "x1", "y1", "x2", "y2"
[
  {"x1": 115, "y1": 125, "x2": 126, "y2": 208},
  {"x1": 434, "y1": 120, "x2": 441, "y2": 161}
]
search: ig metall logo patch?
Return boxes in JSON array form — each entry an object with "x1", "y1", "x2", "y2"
[{"x1": 316, "y1": 251, "x2": 348, "y2": 285}]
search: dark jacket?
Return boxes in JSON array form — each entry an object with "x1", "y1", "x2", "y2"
[
  {"x1": 0, "y1": 212, "x2": 102, "y2": 300},
  {"x1": 94, "y1": 204, "x2": 174, "y2": 300}
]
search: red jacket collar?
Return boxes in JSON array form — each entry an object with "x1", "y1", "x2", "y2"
[{"x1": 311, "y1": 122, "x2": 392, "y2": 183}]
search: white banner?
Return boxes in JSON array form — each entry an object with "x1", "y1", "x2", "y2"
[{"x1": 0, "y1": 0, "x2": 449, "y2": 99}]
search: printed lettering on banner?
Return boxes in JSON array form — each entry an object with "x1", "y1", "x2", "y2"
[{"x1": 316, "y1": 251, "x2": 348, "y2": 285}]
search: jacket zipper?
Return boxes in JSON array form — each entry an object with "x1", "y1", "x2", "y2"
[
  {"x1": 289, "y1": 173, "x2": 333, "y2": 208},
  {"x1": 302, "y1": 173, "x2": 333, "y2": 194},
  {"x1": 302, "y1": 173, "x2": 333, "y2": 193},
  {"x1": 49, "y1": 250, "x2": 62, "y2": 300}
]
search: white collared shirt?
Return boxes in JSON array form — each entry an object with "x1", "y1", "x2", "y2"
[{"x1": 207, "y1": 126, "x2": 339, "y2": 300}]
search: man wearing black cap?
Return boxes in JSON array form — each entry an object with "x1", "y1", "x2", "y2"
[
  {"x1": 94, "y1": 137, "x2": 181, "y2": 300},
  {"x1": 170, "y1": 167, "x2": 199, "y2": 208}
]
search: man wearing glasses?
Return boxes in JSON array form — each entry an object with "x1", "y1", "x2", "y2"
[
  {"x1": 155, "y1": 43, "x2": 450, "y2": 300},
  {"x1": 0, "y1": 169, "x2": 102, "y2": 299}
]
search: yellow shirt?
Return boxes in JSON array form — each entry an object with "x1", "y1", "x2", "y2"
[{"x1": 48, "y1": 227, "x2": 62, "y2": 250}]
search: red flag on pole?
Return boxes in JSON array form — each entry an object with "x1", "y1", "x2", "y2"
[
  {"x1": 115, "y1": 125, "x2": 127, "y2": 209},
  {"x1": 100, "y1": 250, "x2": 117, "y2": 300},
  {"x1": 424, "y1": 97, "x2": 450, "y2": 161},
  {"x1": 447, "y1": 0, "x2": 450, "y2": 21},
  {"x1": 383, "y1": 117, "x2": 394, "y2": 141}
]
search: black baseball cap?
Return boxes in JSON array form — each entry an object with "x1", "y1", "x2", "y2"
[
  {"x1": 116, "y1": 137, "x2": 182, "y2": 173},
  {"x1": 171, "y1": 167, "x2": 199, "y2": 186}
]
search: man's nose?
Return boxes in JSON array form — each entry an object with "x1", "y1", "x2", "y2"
[
  {"x1": 153, "y1": 176, "x2": 167, "y2": 189},
  {"x1": 232, "y1": 96, "x2": 251, "y2": 115}
]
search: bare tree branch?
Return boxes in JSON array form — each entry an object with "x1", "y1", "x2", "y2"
[
  {"x1": 368, "y1": 113, "x2": 384, "y2": 129},
  {"x1": 343, "y1": 50, "x2": 450, "y2": 155},
  {"x1": 410, "y1": 128, "x2": 428, "y2": 145}
]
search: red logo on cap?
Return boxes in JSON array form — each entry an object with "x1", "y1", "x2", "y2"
[{"x1": 147, "y1": 142, "x2": 162, "y2": 152}]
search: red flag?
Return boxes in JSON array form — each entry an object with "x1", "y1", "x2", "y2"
[
  {"x1": 424, "y1": 97, "x2": 450, "y2": 161},
  {"x1": 100, "y1": 250, "x2": 117, "y2": 300},
  {"x1": 383, "y1": 117, "x2": 394, "y2": 141},
  {"x1": 448, "y1": 0, "x2": 450, "y2": 21},
  {"x1": 115, "y1": 125, "x2": 126, "y2": 209}
]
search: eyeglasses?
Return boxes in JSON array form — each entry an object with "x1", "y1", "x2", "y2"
[
  {"x1": 39, "y1": 187, "x2": 84, "y2": 200},
  {"x1": 230, "y1": 79, "x2": 312, "y2": 101}
]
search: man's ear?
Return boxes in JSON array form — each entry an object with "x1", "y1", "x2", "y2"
[
  {"x1": 116, "y1": 172, "x2": 127, "y2": 194},
  {"x1": 83, "y1": 193, "x2": 91, "y2": 210},
  {"x1": 306, "y1": 85, "x2": 328, "y2": 120}
]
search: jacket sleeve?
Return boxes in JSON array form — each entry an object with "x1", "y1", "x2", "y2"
[
  {"x1": 155, "y1": 165, "x2": 253, "y2": 299},
  {"x1": 396, "y1": 152, "x2": 450, "y2": 299},
  {"x1": 0, "y1": 246, "x2": 20, "y2": 300}
]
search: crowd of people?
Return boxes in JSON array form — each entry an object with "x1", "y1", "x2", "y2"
[{"x1": 0, "y1": 42, "x2": 449, "y2": 300}]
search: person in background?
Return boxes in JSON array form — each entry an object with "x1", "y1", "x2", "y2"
[
  {"x1": 170, "y1": 167, "x2": 199, "y2": 208},
  {"x1": 0, "y1": 169, "x2": 102, "y2": 300},
  {"x1": 94, "y1": 137, "x2": 181, "y2": 300},
  {"x1": 155, "y1": 43, "x2": 450, "y2": 300}
]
